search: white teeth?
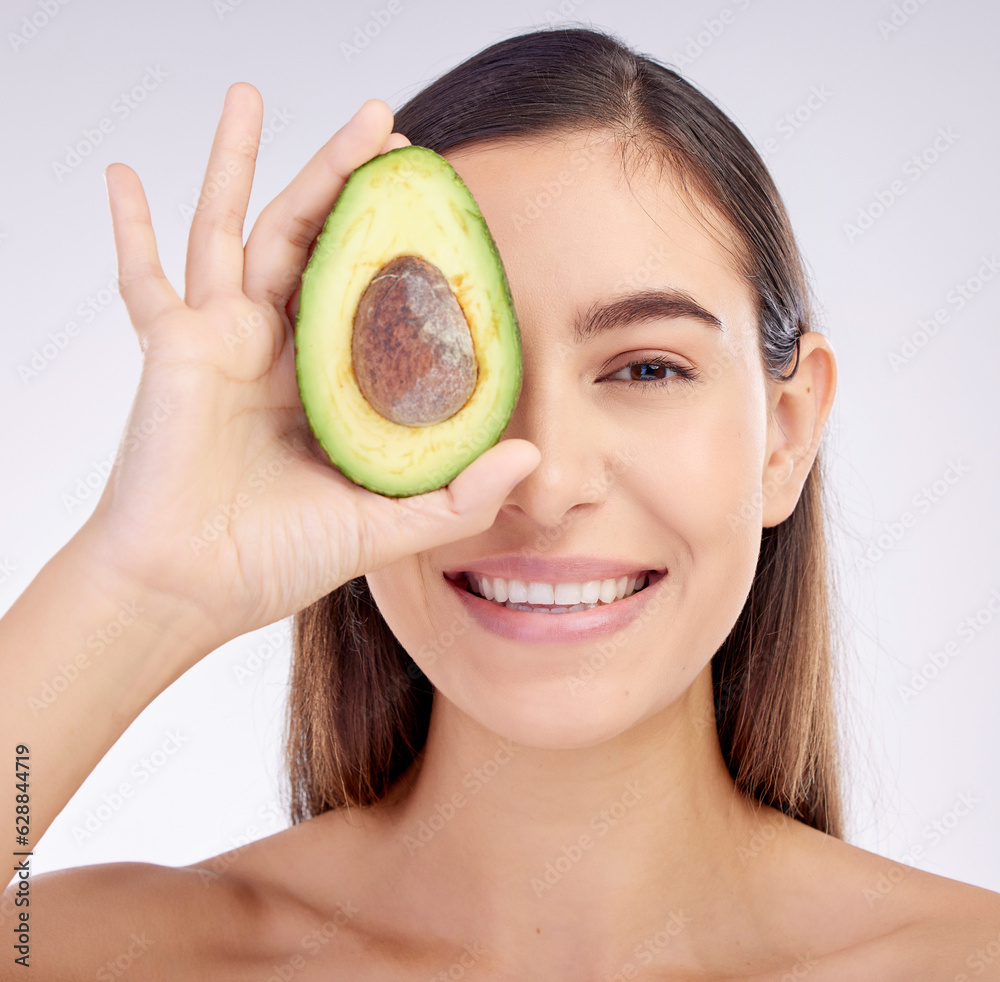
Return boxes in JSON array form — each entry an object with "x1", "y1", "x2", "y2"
[
  {"x1": 465, "y1": 572, "x2": 650, "y2": 610},
  {"x1": 553, "y1": 582, "x2": 581, "y2": 605},
  {"x1": 527, "y1": 581, "x2": 555, "y2": 604},
  {"x1": 508, "y1": 578, "x2": 528, "y2": 603}
]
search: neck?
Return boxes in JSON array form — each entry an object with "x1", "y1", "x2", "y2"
[{"x1": 369, "y1": 663, "x2": 784, "y2": 976}]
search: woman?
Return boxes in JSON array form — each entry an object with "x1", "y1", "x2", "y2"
[{"x1": 3, "y1": 25, "x2": 998, "y2": 980}]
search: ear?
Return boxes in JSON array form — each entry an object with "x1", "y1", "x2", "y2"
[{"x1": 760, "y1": 331, "x2": 837, "y2": 528}]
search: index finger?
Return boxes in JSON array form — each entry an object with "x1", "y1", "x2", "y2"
[{"x1": 241, "y1": 99, "x2": 398, "y2": 311}]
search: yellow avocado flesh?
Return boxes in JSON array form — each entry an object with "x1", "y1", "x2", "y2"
[{"x1": 295, "y1": 145, "x2": 523, "y2": 497}]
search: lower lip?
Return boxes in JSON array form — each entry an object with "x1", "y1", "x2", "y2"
[{"x1": 445, "y1": 570, "x2": 668, "y2": 643}]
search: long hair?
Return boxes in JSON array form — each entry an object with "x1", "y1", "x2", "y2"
[{"x1": 286, "y1": 25, "x2": 843, "y2": 837}]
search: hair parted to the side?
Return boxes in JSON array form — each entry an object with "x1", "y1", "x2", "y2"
[{"x1": 285, "y1": 24, "x2": 843, "y2": 838}]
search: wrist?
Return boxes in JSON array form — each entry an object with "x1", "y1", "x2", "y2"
[{"x1": 66, "y1": 519, "x2": 225, "y2": 674}]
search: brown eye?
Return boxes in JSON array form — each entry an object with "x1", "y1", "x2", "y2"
[{"x1": 604, "y1": 358, "x2": 697, "y2": 391}]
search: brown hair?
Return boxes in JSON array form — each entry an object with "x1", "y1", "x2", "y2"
[{"x1": 286, "y1": 25, "x2": 843, "y2": 837}]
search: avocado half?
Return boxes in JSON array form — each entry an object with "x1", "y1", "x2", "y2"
[{"x1": 294, "y1": 145, "x2": 523, "y2": 498}]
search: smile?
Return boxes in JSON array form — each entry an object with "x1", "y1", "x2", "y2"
[{"x1": 457, "y1": 571, "x2": 652, "y2": 614}]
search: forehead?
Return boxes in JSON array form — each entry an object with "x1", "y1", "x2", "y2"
[{"x1": 442, "y1": 130, "x2": 755, "y2": 337}]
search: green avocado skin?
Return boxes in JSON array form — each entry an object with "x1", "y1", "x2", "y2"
[{"x1": 294, "y1": 145, "x2": 523, "y2": 498}]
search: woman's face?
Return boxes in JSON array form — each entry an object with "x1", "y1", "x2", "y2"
[{"x1": 366, "y1": 129, "x2": 775, "y2": 749}]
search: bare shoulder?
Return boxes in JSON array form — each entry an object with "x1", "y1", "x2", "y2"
[
  {"x1": 858, "y1": 867, "x2": 1000, "y2": 980},
  {"x1": 811, "y1": 880, "x2": 1000, "y2": 982},
  {"x1": 0, "y1": 855, "x2": 319, "y2": 981},
  {"x1": 0, "y1": 808, "x2": 399, "y2": 980},
  {"x1": 776, "y1": 814, "x2": 1000, "y2": 980}
]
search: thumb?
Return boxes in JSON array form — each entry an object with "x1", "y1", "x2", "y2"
[
  {"x1": 445, "y1": 439, "x2": 541, "y2": 519},
  {"x1": 376, "y1": 439, "x2": 540, "y2": 556}
]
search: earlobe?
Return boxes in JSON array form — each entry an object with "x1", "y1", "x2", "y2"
[{"x1": 760, "y1": 332, "x2": 837, "y2": 528}]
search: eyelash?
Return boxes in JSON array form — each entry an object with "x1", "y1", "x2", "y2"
[{"x1": 605, "y1": 358, "x2": 699, "y2": 391}]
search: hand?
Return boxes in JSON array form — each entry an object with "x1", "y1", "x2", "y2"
[{"x1": 89, "y1": 82, "x2": 539, "y2": 652}]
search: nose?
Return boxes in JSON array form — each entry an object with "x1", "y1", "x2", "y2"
[{"x1": 496, "y1": 351, "x2": 612, "y2": 530}]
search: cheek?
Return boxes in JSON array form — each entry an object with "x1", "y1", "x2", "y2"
[
  {"x1": 366, "y1": 558, "x2": 478, "y2": 676},
  {"x1": 628, "y1": 372, "x2": 768, "y2": 647},
  {"x1": 365, "y1": 559, "x2": 427, "y2": 651}
]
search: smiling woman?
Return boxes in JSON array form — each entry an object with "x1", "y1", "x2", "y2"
[
  {"x1": 289, "y1": 27, "x2": 833, "y2": 827},
  {"x1": 278, "y1": 27, "x2": 1000, "y2": 977},
  {"x1": 2, "y1": 22, "x2": 999, "y2": 982}
]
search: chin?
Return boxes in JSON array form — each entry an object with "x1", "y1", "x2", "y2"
[{"x1": 437, "y1": 671, "x2": 680, "y2": 751}]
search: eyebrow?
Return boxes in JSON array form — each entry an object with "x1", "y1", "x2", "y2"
[{"x1": 573, "y1": 289, "x2": 724, "y2": 344}]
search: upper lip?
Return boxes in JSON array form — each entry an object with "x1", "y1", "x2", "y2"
[{"x1": 443, "y1": 555, "x2": 666, "y2": 583}]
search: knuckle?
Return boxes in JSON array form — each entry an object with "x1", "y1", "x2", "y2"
[
  {"x1": 283, "y1": 212, "x2": 323, "y2": 253},
  {"x1": 236, "y1": 135, "x2": 259, "y2": 165},
  {"x1": 197, "y1": 202, "x2": 246, "y2": 238},
  {"x1": 119, "y1": 259, "x2": 166, "y2": 292}
]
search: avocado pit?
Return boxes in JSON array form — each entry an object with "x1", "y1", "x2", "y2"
[{"x1": 351, "y1": 254, "x2": 478, "y2": 427}]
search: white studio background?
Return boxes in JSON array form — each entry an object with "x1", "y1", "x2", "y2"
[{"x1": 2, "y1": 0, "x2": 998, "y2": 890}]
